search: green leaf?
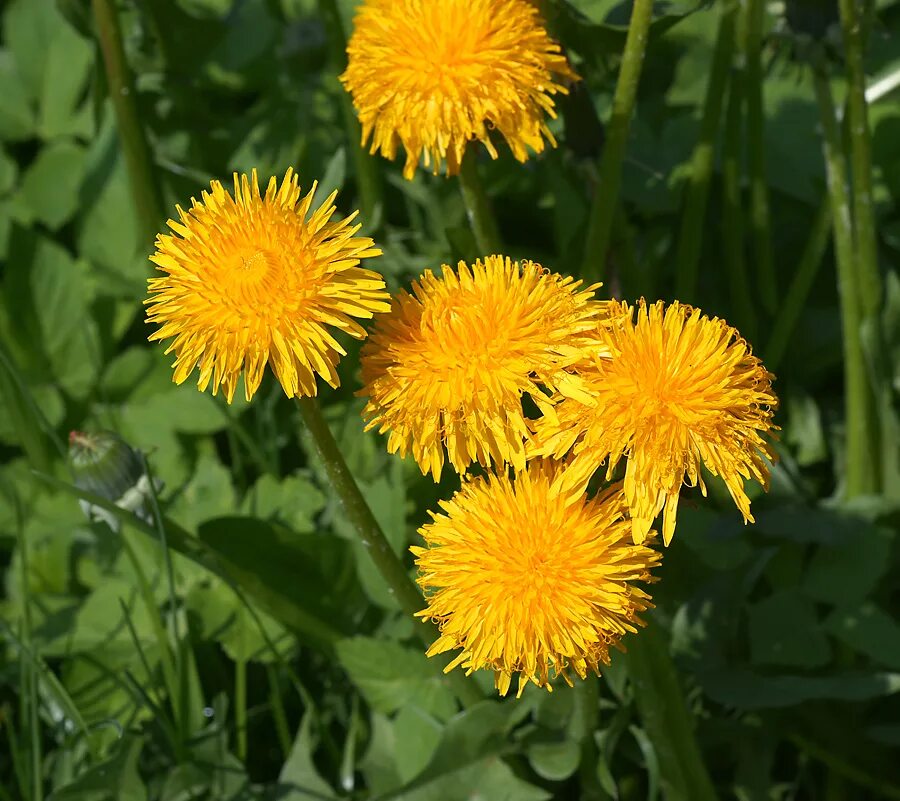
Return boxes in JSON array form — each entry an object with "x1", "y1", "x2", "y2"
[
  {"x1": 186, "y1": 576, "x2": 294, "y2": 664},
  {"x1": 802, "y1": 525, "x2": 893, "y2": 606},
  {"x1": 37, "y1": 9, "x2": 93, "y2": 139},
  {"x1": 748, "y1": 590, "x2": 831, "y2": 668},
  {"x1": 0, "y1": 147, "x2": 17, "y2": 194},
  {"x1": 0, "y1": 50, "x2": 35, "y2": 140},
  {"x1": 393, "y1": 706, "x2": 443, "y2": 784},
  {"x1": 699, "y1": 668, "x2": 900, "y2": 709},
  {"x1": 48, "y1": 735, "x2": 146, "y2": 801},
  {"x1": 240, "y1": 472, "x2": 325, "y2": 533},
  {"x1": 21, "y1": 140, "x2": 87, "y2": 229},
  {"x1": 335, "y1": 637, "x2": 456, "y2": 721},
  {"x1": 824, "y1": 603, "x2": 900, "y2": 669},
  {"x1": 527, "y1": 739, "x2": 581, "y2": 782},
  {"x1": 168, "y1": 452, "x2": 236, "y2": 529},
  {"x1": 278, "y1": 713, "x2": 338, "y2": 800}
]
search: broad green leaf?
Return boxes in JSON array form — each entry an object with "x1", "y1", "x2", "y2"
[
  {"x1": 37, "y1": 10, "x2": 93, "y2": 139},
  {"x1": 700, "y1": 667, "x2": 900, "y2": 709},
  {"x1": 393, "y1": 706, "x2": 443, "y2": 784},
  {"x1": 278, "y1": 713, "x2": 338, "y2": 800},
  {"x1": 240, "y1": 472, "x2": 325, "y2": 533},
  {"x1": 186, "y1": 576, "x2": 294, "y2": 664},
  {"x1": 802, "y1": 525, "x2": 893, "y2": 606},
  {"x1": 335, "y1": 637, "x2": 456, "y2": 721},
  {"x1": 21, "y1": 140, "x2": 87, "y2": 229},
  {"x1": 825, "y1": 604, "x2": 900, "y2": 669},
  {"x1": 168, "y1": 452, "x2": 236, "y2": 529},
  {"x1": 48, "y1": 735, "x2": 146, "y2": 801},
  {"x1": 527, "y1": 739, "x2": 581, "y2": 782},
  {"x1": 0, "y1": 50, "x2": 34, "y2": 140},
  {"x1": 0, "y1": 147, "x2": 16, "y2": 194},
  {"x1": 748, "y1": 590, "x2": 831, "y2": 668}
]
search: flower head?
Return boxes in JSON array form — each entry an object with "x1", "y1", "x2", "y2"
[
  {"x1": 340, "y1": 0, "x2": 575, "y2": 179},
  {"x1": 146, "y1": 169, "x2": 389, "y2": 402},
  {"x1": 413, "y1": 462, "x2": 659, "y2": 697},
  {"x1": 359, "y1": 255, "x2": 603, "y2": 479},
  {"x1": 534, "y1": 300, "x2": 778, "y2": 545}
]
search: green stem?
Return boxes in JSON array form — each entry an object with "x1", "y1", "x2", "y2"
[
  {"x1": 625, "y1": 621, "x2": 717, "y2": 801},
  {"x1": 742, "y1": 0, "x2": 776, "y2": 313},
  {"x1": 91, "y1": 0, "x2": 165, "y2": 244},
  {"x1": 813, "y1": 63, "x2": 880, "y2": 496},
  {"x1": 580, "y1": 0, "x2": 654, "y2": 280},
  {"x1": 839, "y1": 0, "x2": 882, "y2": 320},
  {"x1": 266, "y1": 665, "x2": 292, "y2": 759},
  {"x1": 674, "y1": 1, "x2": 737, "y2": 301},
  {"x1": 764, "y1": 199, "x2": 831, "y2": 371},
  {"x1": 320, "y1": 0, "x2": 382, "y2": 224},
  {"x1": 295, "y1": 396, "x2": 483, "y2": 708},
  {"x1": 457, "y1": 148, "x2": 502, "y2": 256},
  {"x1": 235, "y1": 659, "x2": 248, "y2": 762},
  {"x1": 722, "y1": 51, "x2": 756, "y2": 341}
]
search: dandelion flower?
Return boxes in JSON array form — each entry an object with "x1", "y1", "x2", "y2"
[
  {"x1": 413, "y1": 462, "x2": 659, "y2": 697},
  {"x1": 146, "y1": 169, "x2": 389, "y2": 402},
  {"x1": 359, "y1": 255, "x2": 603, "y2": 479},
  {"x1": 534, "y1": 300, "x2": 778, "y2": 545},
  {"x1": 340, "y1": 0, "x2": 575, "y2": 179}
]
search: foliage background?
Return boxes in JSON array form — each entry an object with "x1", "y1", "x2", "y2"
[{"x1": 1, "y1": 0, "x2": 900, "y2": 799}]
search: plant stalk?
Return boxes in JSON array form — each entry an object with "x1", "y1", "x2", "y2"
[
  {"x1": 580, "y1": 0, "x2": 654, "y2": 280},
  {"x1": 235, "y1": 658, "x2": 248, "y2": 762},
  {"x1": 625, "y1": 621, "x2": 717, "y2": 801},
  {"x1": 296, "y1": 396, "x2": 483, "y2": 708},
  {"x1": 457, "y1": 148, "x2": 502, "y2": 255},
  {"x1": 674, "y1": 1, "x2": 737, "y2": 300},
  {"x1": 839, "y1": 0, "x2": 882, "y2": 319},
  {"x1": 813, "y1": 64, "x2": 880, "y2": 496},
  {"x1": 742, "y1": 0, "x2": 776, "y2": 313},
  {"x1": 91, "y1": 0, "x2": 165, "y2": 244}
]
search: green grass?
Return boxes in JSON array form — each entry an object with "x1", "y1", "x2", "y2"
[{"x1": 2, "y1": 1, "x2": 900, "y2": 799}]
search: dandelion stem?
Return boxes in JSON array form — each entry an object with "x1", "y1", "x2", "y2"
[
  {"x1": 625, "y1": 621, "x2": 717, "y2": 801},
  {"x1": 742, "y1": 0, "x2": 776, "y2": 313},
  {"x1": 457, "y1": 148, "x2": 502, "y2": 255},
  {"x1": 813, "y1": 62, "x2": 880, "y2": 495},
  {"x1": 580, "y1": 0, "x2": 654, "y2": 280},
  {"x1": 674, "y1": 0, "x2": 737, "y2": 301},
  {"x1": 91, "y1": 0, "x2": 164, "y2": 244},
  {"x1": 296, "y1": 396, "x2": 483, "y2": 708},
  {"x1": 764, "y1": 198, "x2": 831, "y2": 371},
  {"x1": 838, "y1": 0, "x2": 882, "y2": 320}
]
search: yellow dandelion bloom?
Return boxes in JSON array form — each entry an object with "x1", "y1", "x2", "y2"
[
  {"x1": 358, "y1": 255, "x2": 603, "y2": 480},
  {"x1": 146, "y1": 169, "x2": 389, "y2": 403},
  {"x1": 413, "y1": 462, "x2": 660, "y2": 697},
  {"x1": 534, "y1": 300, "x2": 778, "y2": 546},
  {"x1": 340, "y1": 0, "x2": 575, "y2": 179}
]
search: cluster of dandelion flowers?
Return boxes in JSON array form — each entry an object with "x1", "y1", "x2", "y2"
[
  {"x1": 534, "y1": 300, "x2": 778, "y2": 546},
  {"x1": 358, "y1": 255, "x2": 603, "y2": 480},
  {"x1": 340, "y1": 0, "x2": 576, "y2": 179},
  {"x1": 413, "y1": 461, "x2": 660, "y2": 697},
  {"x1": 145, "y1": 169, "x2": 389, "y2": 403}
]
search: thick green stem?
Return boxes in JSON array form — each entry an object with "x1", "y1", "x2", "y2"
[
  {"x1": 296, "y1": 396, "x2": 483, "y2": 708},
  {"x1": 580, "y1": 0, "x2": 654, "y2": 280},
  {"x1": 839, "y1": 0, "x2": 882, "y2": 319},
  {"x1": 457, "y1": 148, "x2": 502, "y2": 256},
  {"x1": 320, "y1": 0, "x2": 382, "y2": 224},
  {"x1": 625, "y1": 622, "x2": 717, "y2": 801},
  {"x1": 674, "y1": 1, "x2": 737, "y2": 300},
  {"x1": 742, "y1": 0, "x2": 776, "y2": 313},
  {"x1": 91, "y1": 0, "x2": 164, "y2": 244},
  {"x1": 813, "y1": 65, "x2": 880, "y2": 496},
  {"x1": 764, "y1": 199, "x2": 831, "y2": 371}
]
